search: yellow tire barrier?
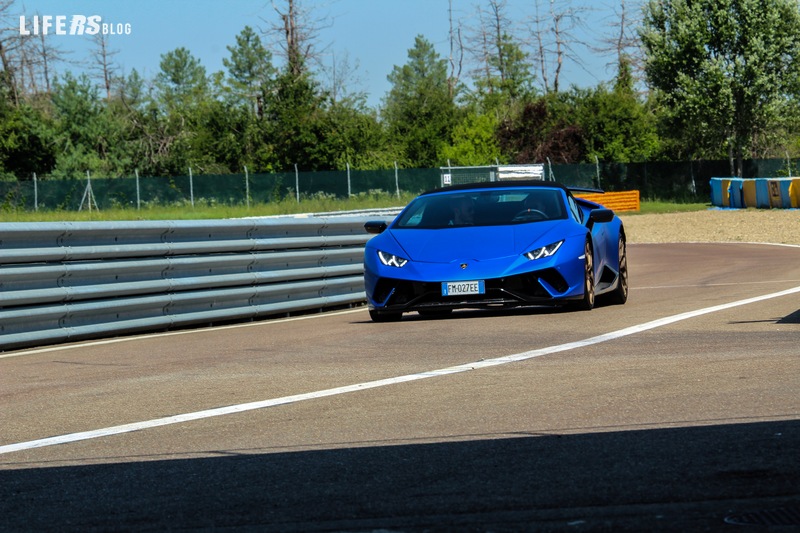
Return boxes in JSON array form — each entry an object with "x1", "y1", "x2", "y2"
[
  {"x1": 575, "y1": 190, "x2": 640, "y2": 212},
  {"x1": 710, "y1": 177, "x2": 799, "y2": 208}
]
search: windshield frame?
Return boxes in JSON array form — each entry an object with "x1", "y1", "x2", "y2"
[{"x1": 392, "y1": 187, "x2": 569, "y2": 229}]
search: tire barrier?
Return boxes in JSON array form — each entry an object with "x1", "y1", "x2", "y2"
[
  {"x1": 710, "y1": 178, "x2": 800, "y2": 208},
  {"x1": 0, "y1": 216, "x2": 379, "y2": 352},
  {"x1": 574, "y1": 190, "x2": 640, "y2": 212}
]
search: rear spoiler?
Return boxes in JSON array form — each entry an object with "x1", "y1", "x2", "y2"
[{"x1": 568, "y1": 187, "x2": 605, "y2": 195}]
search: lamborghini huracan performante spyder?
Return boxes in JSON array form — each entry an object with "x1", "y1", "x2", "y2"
[{"x1": 363, "y1": 181, "x2": 628, "y2": 322}]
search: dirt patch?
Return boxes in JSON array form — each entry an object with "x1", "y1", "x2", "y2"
[{"x1": 620, "y1": 209, "x2": 799, "y2": 246}]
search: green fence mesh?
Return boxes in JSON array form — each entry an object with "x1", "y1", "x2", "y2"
[
  {"x1": 1, "y1": 159, "x2": 797, "y2": 211},
  {"x1": 0, "y1": 168, "x2": 441, "y2": 211}
]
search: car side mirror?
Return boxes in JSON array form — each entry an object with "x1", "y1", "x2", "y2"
[
  {"x1": 588, "y1": 208, "x2": 614, "y2": 224},
  {"x1": 364, "y1": 220, "x2": 388, "y2": 234}
]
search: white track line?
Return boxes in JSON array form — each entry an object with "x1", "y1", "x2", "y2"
[{"x1": 2, "y1": 285, "x2": 800, "y2": 456}]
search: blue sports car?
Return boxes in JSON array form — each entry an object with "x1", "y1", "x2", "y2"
[{"x1": 363, "y1": 181, "x2": 628, "y2": 322}]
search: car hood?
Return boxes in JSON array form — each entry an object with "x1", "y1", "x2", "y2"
[{"x1": 388, "y1": 221, "x2": 567, "y2": 262}]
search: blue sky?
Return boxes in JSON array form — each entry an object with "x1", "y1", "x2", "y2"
[{"x1": 12, "y1": 0, "x2": 629, "y2": 107}]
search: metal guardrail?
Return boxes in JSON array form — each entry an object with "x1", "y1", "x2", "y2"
[{"x1": 0, "y1": 215, "x2": 393, "y2": 351}]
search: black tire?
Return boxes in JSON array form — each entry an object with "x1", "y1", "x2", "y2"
[
  {"x1": 369, "y1": 309, "x2": 402, "y2": 322},
  {"x1": 606, "y1": 234, "x2": 629, "y2": 305},
  {"x1": 570, "y1": 239, "x2": 595, "y2": 311}
]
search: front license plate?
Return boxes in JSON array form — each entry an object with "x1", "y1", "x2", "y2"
[{"x1": 442, "y1": 280, "x2": 485, "y2": 296}]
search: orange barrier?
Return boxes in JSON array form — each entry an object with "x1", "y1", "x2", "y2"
[{"x1": 575, "y1": 190, "x2": 640, "y2": 212}]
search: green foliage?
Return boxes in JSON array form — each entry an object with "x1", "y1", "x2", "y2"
[
  {"x1": 263, "y1": 67, "x2": 327, "y2": 171},
  {"x1": 154, "y1": 47, "x2": 209, "y2": 112},
  {"x1": 640, "y1": 0, "x2": 800, "y2": 172},
  {"x1": 383, "y1": 36, "x2": 458, "y2": 167},
  {"x1": 222, "y1": 26, "x2": 276, "y2": 115},
  {"x1": 3, "y1": 4, "x2": 800, "y2": 194},
  {"x1": 319, "y1": 99, "x2": 395, "y2": 170},
  {"x1": 563, "y1": 78, "x2": 661, "y2": 163},
  {"x1": 498, "y1": 96, "x2": 585, "y2": 164},
  {"x1": 470, "y1": 32, "x2": 536, "y2": 111},
  {"x1": 48, "y1": 73, "x2": 141, "y2": 178},
  {"x1": 0, "y1": 100, "x2": 56, "y2": 176},
  {"x1": 440, "y1": 111, "x2": 504, "y2": 166}
]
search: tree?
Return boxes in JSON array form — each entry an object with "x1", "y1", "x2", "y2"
[
  {"x1": 441, "y1": 111, "x2": 503, "y2": 166},
  {"x1": 262, "y1": 66, "x2": 327, "y2": 171},
  {"x1": 466, "y1": 0, "x2": 536, "y2": 111},
  {"x1": 317, "y1": 96, "x2": 393, "y2": 170},
  {"x1": 497, "y1": 96, "x2": 584, "y2": 164},
  {"x1": 50, "y1": 72, "x2": 107, "y2": 176},
  {"x1": 447, "y1": 0, "x2": 464, "y2": 99},
  {"x1": 115, "y1": 68, "x2": 147, "y2": 109},
  {"x1": 222, "y1": 26, "x2": 275, "y2": 116},
  {"x1": 0, "y1": 0, "x2": 19, "y2": 104},
  {"x1": 154, "y1": 47, "x2": 208, "y2": 112},
  {"x1": 149, "y1": 48, "x2": 211, "y2": 174},
  {"x1": 640, "y1": 0, "x2": 800, "y2": 175},
  {"x1": 265, "y1": 0, "x2": 328, "y2": 79},
  {"x1": 257, "y1": 0, "x2": 340, "y2": 171},
  {"x1": 531, "y1": 0, "x2": 590, "y2": 94},
  {"x1": 563, "y1": 67, "x2": 660, "y2": 164},
  {"x1": 594, "y1": 0, "x2": 644, "y2": 84},
  {"x1": 0, "y1": 95, "x2": 55, "y2": 176},
  {"x1": 323, "y1": 50, "x2": 365, "y2": 106},
  {"x1": 383, "y1": 35, "x2": 458, "y2": 167},
  {"x1": 90, "y1": 33, "x2": 118, "y2": 101}
]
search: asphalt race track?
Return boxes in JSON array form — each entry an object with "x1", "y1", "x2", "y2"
[{"x1": 2, "y1": 242, "x2": 799, "y2": 532}]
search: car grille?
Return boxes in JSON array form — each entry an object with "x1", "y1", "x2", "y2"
[{"x1": 374, "y1": 268, "x2": 569, "y2": 309}]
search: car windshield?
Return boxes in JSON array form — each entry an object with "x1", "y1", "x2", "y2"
[{"x1": 393, "y1": 188, "x2": 567, "y2": 229}]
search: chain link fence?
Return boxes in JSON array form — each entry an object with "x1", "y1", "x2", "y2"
[
  {"x1": 0, "y1": 168, "x2": 439, "y2": 211},
  {"x1": 1, "y1": 159, "x2": 796, "y2": 212}
]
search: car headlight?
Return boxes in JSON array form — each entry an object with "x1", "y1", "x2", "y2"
[
  {"x1": 524, "y1": 240, "x2": 563, "y2": 261},
  {"x1": 377, "y1": 250, "x2": 408, "y2": 267}
]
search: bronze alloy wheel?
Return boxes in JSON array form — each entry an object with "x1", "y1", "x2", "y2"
[
  {"x1": 570, "y1": 239, "x2": 595, "y2": 311},
  {"x1": 606, "y1": 234, "x2": 628, "y2": 305}
]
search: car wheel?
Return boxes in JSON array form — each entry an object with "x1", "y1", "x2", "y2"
[
  {"x1": 369, "y1": 309, "x2": 402, "y2": 322},
  {"x1": 606, "y1": 234, "x2": 628, "y2": 305},
  {"x1": 571, "y1": 239, "x2": 595, "y2": 311}
]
